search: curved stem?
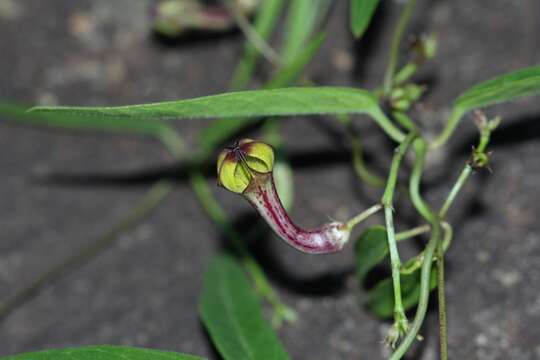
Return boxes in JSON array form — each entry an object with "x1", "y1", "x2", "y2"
[
  {"x1": 381, "y1": 132, "x2": 416, "y2": 335},
  {"x1": 395, "y1": 224, "x2": 431, "y2": 241},
  {"x1": 351, "y1": 135, "x2": 386, "y2": 187},
  {"x1": 224, "y1": 0, "x2": 283, "y2": 67},
  {"x1": 0, "y1": 180, "x2": 173, "y2": 322},
  {"x1": 368, "y1": 106, "x2": 407, "y2": 143},
  {"x1": 391, "y1": 137, "x2": 441, "y2": 359},
  {"x1": 392, "y1": 111, "x2": 418, "y2": 132},
  {"x1": 383, "y1": 0, "x2": 418, "y2": 95},
  {"x1": 390, "y1": 222, "x2": 440, "y2": 360},
  {"x1": 430, "y1": 107, "x2": 465, "y2": 149},
  {"x1": 439, "y1": 165, "x2": 472, "y2": 219},
  {"x1": 437, "y1": 237, "x2": 448, "y2": 360},
  {"x1": 346, "y1": 204, "x2": 383, "y2": 230}
]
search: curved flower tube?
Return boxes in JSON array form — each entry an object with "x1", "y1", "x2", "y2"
[{"x1": 217, "y1": 139, "x2": 350, "y2": 254}]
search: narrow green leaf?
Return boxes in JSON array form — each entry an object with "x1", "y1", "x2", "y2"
[
  {"x1": 350, "y1": 0, "x2": 380, "y2": 38},
  {"x1": 230, "y1": 0, "x2": 285, "y2": 90},
  {"x1": 456, "y1": 64, "x2": 540, "y2": 111},
  {"x1": 200, "y1": 255, "x2": 289, "y2": 360},
  {"x1": 434, "y1": 64, "x2": 540, "y2": 147},
  {"x1": 0, "y1": 103, "x2": 169, "y2": 136},
  {"x1": 31, "y1": 87, "x2": 377, "y2": 119},
  {"x1": 0, "y1": 345, "x2": 204, "y2": 360},
  {"x1": 31, "y1": 87, "x2": 405, "y2": 142},
  {"x1": 281, "y1": 0, "x2": 331, "y2": 63},
  {"x1": 366, "y1": 269, "x2": 437, "y2": 318},
  {"x1": 0, "y1": 102, "x2": 185, "y2": 157},
  {"x1": 198, "y1": 33, "x2": 326, "y2": 152},
  {"x1": 354, "y1": 225, "x2": 389, "y2": 286}
]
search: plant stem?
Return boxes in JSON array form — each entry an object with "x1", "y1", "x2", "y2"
[
  {"x1": 439, "y1": 165, "x2": 472, "y2": 219},
  {"x1": 437, "y1": 238, "x2": 448, "y2": 360},
  {"x1": 224, "y1": 0, "x2": 283, "y2": 67},
  {"x1": 391, "y1": 222, "x2": 440, "y2": 360},
  {"x1": 392, "y1": 111, "x2": 418, "y2": 132},
  {"x1": 0, "y1": 180, "x2": 173, "y2": 322},
  {"x1": 395, "y1": 224, "x2": 431, "y2": 241},
  {"x1": 369, "y1": 106, "x2": 407, "y2": 143},
  {"x1": 351, "y1": 135, "x2": 386, "y2": 188},
  {"x1": 439, "y1": 114, "x2": 496, "y2": 218},
  {"x1": 391, "y1": 137, "x2": 441, "y2": 360},
  {"x1": 339, "y1": 113, "x2": 386, "y2": 188},
  {"x1": 383, "y1": 0, "x2": 418, "y2": 95},
  {"x1": 346, "y1": 203, "x2": 383, "y2": 230},
  {"x1": 381, "y1": 132, "x2": 416, "y2": 334}
]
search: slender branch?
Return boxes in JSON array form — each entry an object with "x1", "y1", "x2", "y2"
[
  {"x1": 346, "y1": 204, "x2": 383, "y2": 230},
  {"x1": 439, "y1": 113, "x2": 497, "y2": 218},
  {"x1": 0, "y1": 180, "x2": 173, "y2": 322},
  {"x1": 383, "y1": 0, "x2": 418, "y2": 94},
  {"x1": 439, "y1": 165, "x2": 472, "y2": 219},
  {"x1": 430, "y1": 108, "x2": 465, "y2": 149},
  {"x1": 368, "y1": 106, "x2": 407, "y2": 143},
  {"x1": 351, "y1": 136, "x2": 386, "y2": 188},
  {"x1": 381, "y1": 132, "x2": 416, "y2": 337},
  {"x1": 391, "y1": 137, "x2": 441, "y2": 360},
  {"x1": 391, "y1": 222, "x2": 440, "y2": 360},
  {"x1": 437, "y1": 237, "x2": 448, "y2": 360},
  {"x1": 224, "y1": 0, "x2": 283, "y2": 67},
  {"x1": 339, "y1": 113, "x2": 386, "y2": 188},
  {"x1": 392, "y1": 111, "x2": 418, "y2": 132},
  {"x1": 395, "y1": 224, "x2": 431, "y2": 241}
]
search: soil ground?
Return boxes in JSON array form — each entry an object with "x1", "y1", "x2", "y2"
[{"x1": 1, "y1": 1, "x2": 539, "y2": 359}]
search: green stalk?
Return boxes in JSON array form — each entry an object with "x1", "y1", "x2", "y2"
[
  {"x1": 437, "y1": 239, "x2": 448, "y2": 360},
  {"x1": 351, "y1": 135, "x2": 386, "y2": 188},
  {"x1": 381, "y1": 132, "x2": 416, "y2": 336},
  {"x1": 439, "y1": 165, "x2": 472, "y2": 219},
  {"x1": 391, "y1": 137, "x2": 441, "y2": 359},
  {"x1": 439, "y1": 114, "x2": 496, "y2": 218},
  {"x1": 391, "y1": 222, "x2": 440, "y2": 360},
  {"x1": 395, "y1": 224, "x2": 431, "y2": 241},
  {"x1": 0, "y1": 180, "x2": 173, "y2": 321},
  {"x1": 346, "y1": 204, "x2": 383, "y2": 230},
  {"x1": 224, "y1": 0, "x2": 282, "y2": 67},
  {"x1": 383, "y1": 0, "x2": 418, "y2": 95}
]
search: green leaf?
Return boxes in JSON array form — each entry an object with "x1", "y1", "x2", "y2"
[
  {"x1": 198, "y1": 33, "x2": 326, "y2": 152},
  {"x1": 281, "y1": 0, "x2": 331, "y2": 63},
  {"x1": 455, "y1": 64, "x2": 540, "y2": 111},
  {"x1": 31, "y1": 87, "x2": 375, "y2": 119},
  {"x1": 32, "y1": 87, "x2": 405, "y2": 142},
  {"x1": 434, "y1": 64, "x2": 540, "y2": 147},
  {"x1": 0, "y1": 103, "x2": 168, "y2": 136},
  {"x1": 0, "y1": 102, "x2": 185, "y2": 157},
  {"x1": 200, "y1": 255, "x2": 289, "y2": 360},
  {"x1": 230, "y1": 0, "x2": 285, "y2": 90},
  {"x1": 354, "y1": 226, "x2": 389, "y2": 286},
  {"x1": 350, "y1": 0, "x2": 380, "y2": 38},
  {"x1": 366, "y1": 268, "x2": 437, "y2": 319},
  {"x1": 0, "y1": 345, "x2": 204, "y2": 360}
]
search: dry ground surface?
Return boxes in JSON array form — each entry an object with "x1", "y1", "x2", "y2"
[{"x1": 1, "y1": 1, "x2": 539, "y2": 359}]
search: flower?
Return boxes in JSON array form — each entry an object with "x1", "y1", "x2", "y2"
[{"x1": 217, "y1": 139, "x2": 350, "y2": 254}]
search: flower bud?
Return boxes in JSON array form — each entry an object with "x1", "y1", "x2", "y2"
[
  {"x1": 217, "y1": 138, "x2": 275, "y2": 194},
  {"x1": 217, "y1": 138, "x2": 350, "y2": 254}
]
